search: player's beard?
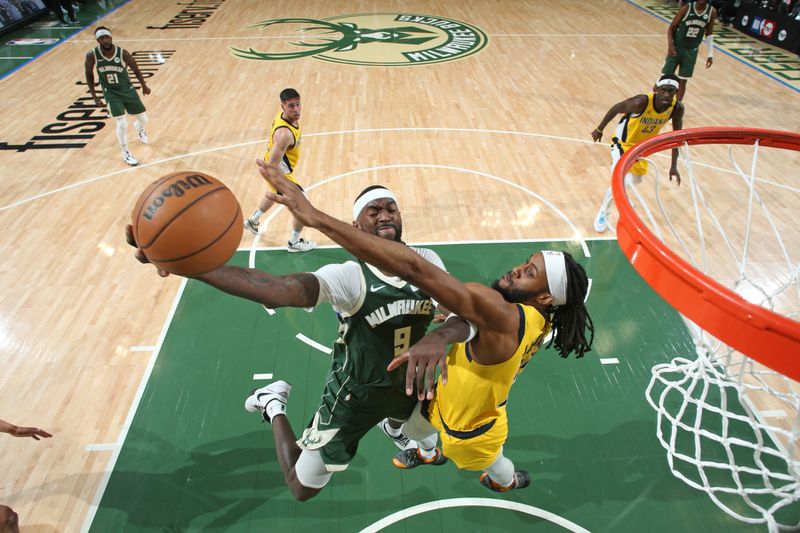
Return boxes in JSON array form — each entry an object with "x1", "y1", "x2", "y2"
[
  {"x1": 375, "y1": 223, "x2": 402, "y2": 242},
  {"x1": 491, "y1": 278, "x2": 535, "y2": 304}
]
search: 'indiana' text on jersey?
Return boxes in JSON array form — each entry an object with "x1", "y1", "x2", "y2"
[
  {"x1": 333, "y1": 260, "x2": 435, "y2": 392},
  {"x1": 615, "y1": 92, "x2": 675, "y2": 149}
]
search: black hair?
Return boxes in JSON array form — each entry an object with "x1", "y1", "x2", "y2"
[
  {"x1": 546, "y1": 252, "x2": 595, "y2": 358},
  {"x1": 280, "y1": 88, "x2": 300, "y2": 101},
  {"x1": 658, "y1": 73, "x2": 680, "y2": 84},
  {"x1": 355, "y1": 184, "x2": 391, "y2": 201}
]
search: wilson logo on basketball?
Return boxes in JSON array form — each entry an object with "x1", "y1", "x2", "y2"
[
  {"x1": 143, "y1": 173, "x2": 212, "y2": 221},
  {"x1": 231, "y1": 13, "x2": 488, "y2": 66}
]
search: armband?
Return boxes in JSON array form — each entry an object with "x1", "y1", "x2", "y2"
[
  {"x1": 705, "y1": 34, "x2": 714, "y2": 58},
  {"x1": 445, "y1": 313, "x2": 478, "y2": 343}
]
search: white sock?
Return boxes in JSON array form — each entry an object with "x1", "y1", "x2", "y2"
[
  {"x1": 484, "y1": 450, "x2": 515, "y2": 487},
  {"x1": 115, "y1": 116, "x2": 128, "y2": 151},
  {"x1": 290, "y1": 229, "x2": 301, "y2": 243},
  {"x1": 384, "y1": 421, "x2": 402, "y2": 438},
  {"x1": 250, "y1": 209, "x2": 263, "y2": 223},
  {"x1": 265, "y1": 400, "x2": 286, "y2": 421}
]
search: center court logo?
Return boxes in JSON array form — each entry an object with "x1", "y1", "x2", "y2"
[{"x1": 231, "y1": 13, "x2": 488, "y2": 66}]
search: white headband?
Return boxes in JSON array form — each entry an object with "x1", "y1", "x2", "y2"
[
  {"x1": 542, "y1": 250, "x2": 568, "y2": 306},
  {"x1": 352, "y1": 188, "x2": 397, "y2": 220},
  {"x1": 95, "y1": 29, "x2": 111, "y2": 39},
  {"x1": 656, "y1": 78, "x2": 679, "y2": 89}
]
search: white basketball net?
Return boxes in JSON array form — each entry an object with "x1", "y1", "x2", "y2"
[{"x1": 618, "y1": 137, "x2": 800, "y2": 531}]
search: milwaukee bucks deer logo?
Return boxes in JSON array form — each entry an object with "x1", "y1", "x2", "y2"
[{"x1": 231, "y1": 13, "x2": 488, "y2": 66}]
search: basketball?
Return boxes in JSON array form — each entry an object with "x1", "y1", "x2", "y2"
[{"x1": 130, "y1": 171, "x2": 243, "y2": 276}]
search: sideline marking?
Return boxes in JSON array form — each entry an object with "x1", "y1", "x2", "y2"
[
  {"x1": 81, "y1": 277, "x2": 188, "y2": 533},
  {"x1": 252, "y1": 373, "x2": 274, "y2": 380},
  {"x1": 130, "y1": 345, "x2": 155, "y2": 352},
  {"x1": 359, "y1": 497, "x2": 591, "y2": 533},
  {"x1": 85, "y1": 443, "x2": 118, "y2": 452},
  {"x1": 296, "y1": 333, "x2": 333, "y2": 354}
]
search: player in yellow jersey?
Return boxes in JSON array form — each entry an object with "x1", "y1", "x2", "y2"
[
  {"x1": 244, "y1": 88, "x2": 317, "y2": 252},
  {"x1": 590, "y1": 74, "x2": 684, "y2": 232},
  {"x1": 255, "y1": 160, "x2": 595, "y2": 492}
]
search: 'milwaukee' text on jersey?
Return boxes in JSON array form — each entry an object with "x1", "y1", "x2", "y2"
[{"x1": 365, "y1": 299, "x2": 433, "y2": 327}]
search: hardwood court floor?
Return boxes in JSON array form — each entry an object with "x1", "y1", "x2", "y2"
[{"x1": 0, "y1": 0, "x2": 797, "y2": 531}]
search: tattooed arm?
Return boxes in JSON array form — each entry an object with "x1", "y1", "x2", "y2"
[{"x1": 194, "y1": 267, "x2": 320, "y2": 308}]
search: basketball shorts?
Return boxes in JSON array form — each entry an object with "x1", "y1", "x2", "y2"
[
  {"x1": 611, "y1": 139, "x2": 648, "y2": 177},
  {"x1": 260, "y1": 162, "x2": 302, "y2": 193},
  {"x1": 661, "y1": 46, "x2": 699, "y2": 80},
  {"x1": 103, "y1": 86, "x2": 145, "y2": 117},
  {"x1": 298, "y1": 368, "x2": 417, "y2": 472},
  {"x1": 422, "y1": 393, "x2": 508, "y2": 471}
]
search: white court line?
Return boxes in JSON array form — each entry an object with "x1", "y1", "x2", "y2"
[
  {"x1": 0, "y1": 56, "x2": 34, "y2": 59},
  {"x1": 600, "y1": 358, "x2": 620, "y2": 365},
  {"x1": 488, "y1": 33, "x2": 661, "y2": 37},
  {"x1": 80, "y1": 277, "x2": 188, "y2": 533},
  {"x1": 759, "y1": 410, "x2": 787, "y2": 418},
  {"x1": 248, "y1": 163, "x2": 591, "y2": 265},
  {"x1": 252, "y1": 373, "x2": 273, "y2": 380},
  {"x1": 130, "y1": 345, "x2": 155, "y2": 352},
  {"x1": 296, "y1": 333, "x2": 333, "y2": 354},
  {"x1": 85, "y1": 443, "x2": 118, "y2": 452},
  {"x1": 5, "y1": 126, "x2": 796, "y2": 213},
  {"x1": 359, "y1": 497, "x2": 590, "y2": 533},
  {"x1": 65, "y1": 33, "x2": 662, "y2": 43}
]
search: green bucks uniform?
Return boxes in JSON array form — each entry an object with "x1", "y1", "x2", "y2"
[
  {"x1": 300, "y1": 254, "x2": 441, "y2": 471},
  {"x1": 662, "y1": 2, "x2": 712, "y2": 79},
  {"x1": 94, "y1": 46, "x2": 145, "y2": 117}
]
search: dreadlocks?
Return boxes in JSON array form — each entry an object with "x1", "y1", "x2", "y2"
[{"x1": 546, "y1": 252, "x2": 594, "y2": 358}]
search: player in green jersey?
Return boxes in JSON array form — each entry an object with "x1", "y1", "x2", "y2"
[
  {"x1": 84, "y1": 27, "x2": 151, "y2": 166},
  {"x1": 127, "y1": 185, "x2": 465, "y2": 501},
  {"x1": 663, "y1": 0, "x2": 716, "y2": 101}
]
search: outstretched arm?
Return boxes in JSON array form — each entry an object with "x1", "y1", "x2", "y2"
[
  {"x1": 0, "y1": 418, "x2": 52, "y2": 440},
  {"x1": 254, "y1": 160, "x2": 513, "y2": 332},
  {"x1": 592, "y1": 95, "x2": 648, "y2": 142},
  {"x1": 125, "y1": 224, "x2": 319, "y2": 308}
]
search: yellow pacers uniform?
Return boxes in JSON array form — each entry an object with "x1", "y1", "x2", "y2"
[
  {"x1": 424, "y1": 304, "x2": 549, "y2": 470},
  {"x1": 263, "y1": 112, "x2": 302, "y2": 190},
  {"x1": 612, "y1": 92, "x2": 676, "y2": 176}
]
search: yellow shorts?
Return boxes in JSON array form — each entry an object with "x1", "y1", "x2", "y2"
[
  {"x1": 261, "y1": 172, "x2": 302, "y2": 194},
  {"x1": 611, "y1": 141, "x2": 648, "y2": 177},
  {"x1": 426, "y1": 394, "x2": 508, "y2": 471}
]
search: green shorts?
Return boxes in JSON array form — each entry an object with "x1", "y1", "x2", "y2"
[
  {"x1": 103, "y1": 86, "x2": 146, "y2": 117},
  {"x1": 298, "y1": 368, "x2": 417, "y2": 471},
  {"x1": 661, "y1": 46, "x2": 699, "y2": 80}
]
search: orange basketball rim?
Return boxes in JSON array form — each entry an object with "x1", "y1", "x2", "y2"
[{"x1": 613, "y1": 127, "x2": 800, "y2": 381}]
